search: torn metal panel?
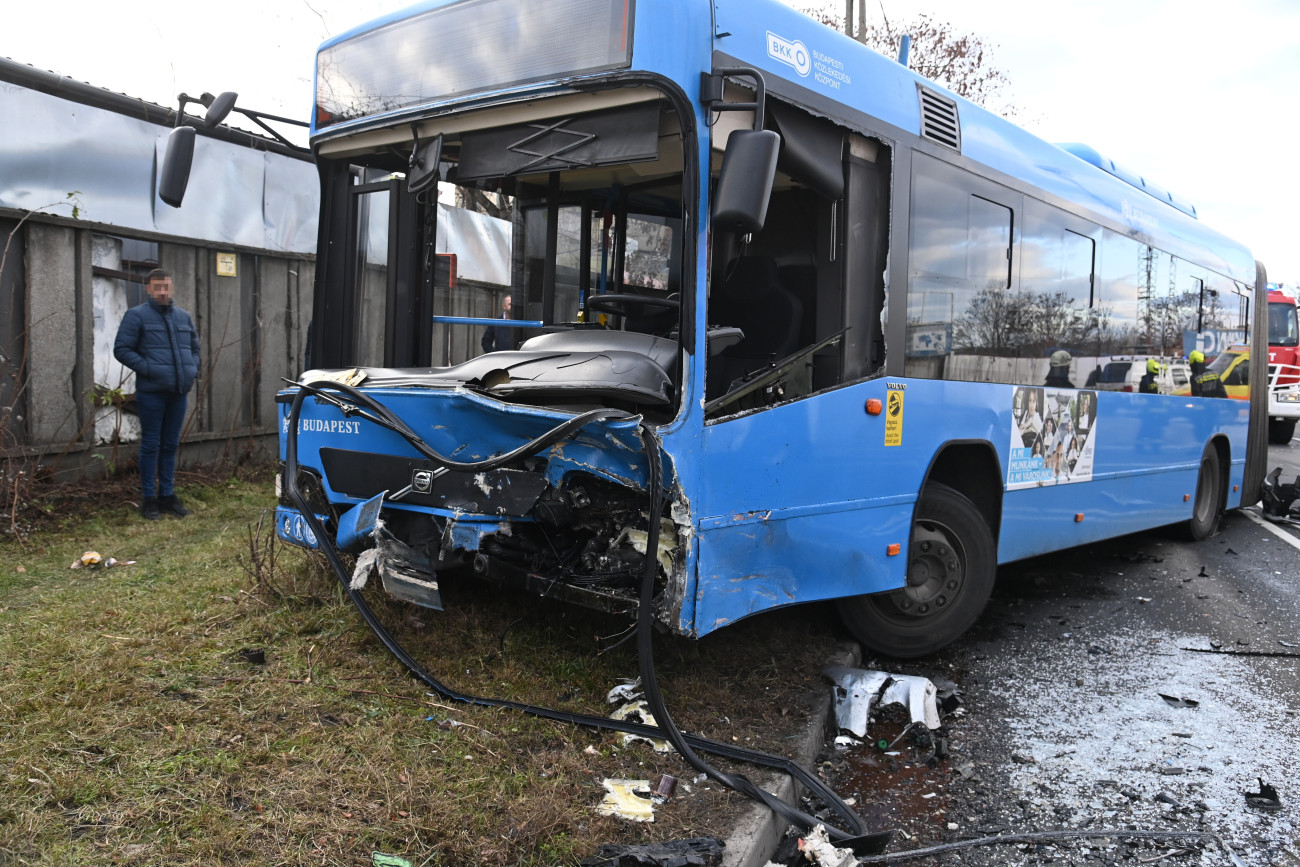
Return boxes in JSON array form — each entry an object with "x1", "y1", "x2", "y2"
[
  {"x1": 442, "y1": 517, "x2": 512, "y2": 553},
  {"x1": 336, "y1": 492, "x2": 385, "y2": 551},
  {"x1": 692, "y1": 502, "x2": 910, "y2": 637},
  {"x1": 823, "y1": 666, "x2": 941, "y2": 738},
  {"x1": 373, "y1": 530, "x2": 443, "y2": 610}
]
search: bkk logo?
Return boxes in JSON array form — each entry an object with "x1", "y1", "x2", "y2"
[{"x1": 766, "y1": 31, "x2": 810, "y2": 77}]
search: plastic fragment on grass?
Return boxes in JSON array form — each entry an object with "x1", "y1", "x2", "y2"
[
  {"x1": 69, "y1": 551, "x2": 135, "y2": 569},
  {"x1": 609, "y1": 700, "x2": 672, "y2": 753},
  {"x1": 606, "y1": 677, "x2": 643, "y2": 704},
  {"x1": 578, "y1": 836, "x2": 724, "y2": 866},
  {"x1": 371, "y1": 854, "x2": 413, "y2": 867},
  {"x1": 595, "y1": 778, "x2": 655, "y2": 822},
  {"x1": 822, "y1": 666, "x2": 941, "y2": 737},
  {"x1": 351, "y1": 548, "x2": 380, "y2": 589},
  {"x1": 797, "y1": 825, "x2": 858, "y2": 867}
]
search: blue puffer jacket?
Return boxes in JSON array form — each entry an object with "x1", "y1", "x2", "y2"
[{"x1": 113, "y1": 299, "x2": 201, "y2": 395}]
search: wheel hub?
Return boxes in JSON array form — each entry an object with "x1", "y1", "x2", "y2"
[{"x1": 894, "y1": 524, "x2": 963, "y2": 617}]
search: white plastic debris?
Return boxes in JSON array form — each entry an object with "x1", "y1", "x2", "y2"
[
  {"x1": 350, "y1": 548, "x2": 380, "y2": 590},
  {"x1": 823, "y1": 666, "x2": 942, "y2": 737},
  {"x1": 595, "y1": 778, "x2": 655, "y2": 822},
  {"x1": 797, "y1": 824, "x2": 858, "y2": 867},
  {"x1": 609, "y1": 700, "x2": 673, "y2": 753},
  {"x1": 606, "y1": 678, "x2": 643, "y2": 704}
]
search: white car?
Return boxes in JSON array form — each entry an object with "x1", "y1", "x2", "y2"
[{"x1": 1091, "y1": 357, "x2": 1191, "y2": 394}]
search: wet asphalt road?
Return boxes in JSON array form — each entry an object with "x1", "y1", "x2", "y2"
[{"x1": 827, "y1": 439, "x2": 1300, "y2": 866}]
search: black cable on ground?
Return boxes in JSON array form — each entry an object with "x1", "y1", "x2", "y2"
[
  {"x1": 632, "y1": 424, "x2": 875, "y2": 845},
  {"x1": 851, "y1": 827, "x2": 1245, "y2": 866},
  {"x1": 282, "y1": 382, "x2": 879, "y2": 847}
]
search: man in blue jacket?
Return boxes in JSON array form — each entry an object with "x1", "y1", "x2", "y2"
[{"x1": 114, "y1": 269, "x2": 201, "y2": 520}]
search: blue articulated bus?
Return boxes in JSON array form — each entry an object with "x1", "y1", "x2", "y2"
[{"x1": 273, "y1": 0, "x2": 1269, "y2": 660}]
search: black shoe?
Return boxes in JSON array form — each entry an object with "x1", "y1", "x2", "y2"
[
  {"x1": 141, "y1": 497, "x2": 161, "y2": 520},
  {"x1": 159, "y1": 494, "x2": 191, "y2": 518}
]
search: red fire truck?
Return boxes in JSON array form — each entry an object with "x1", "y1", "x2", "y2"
[{"x1": 1268, "y1": 284, "x2": 1300, "y2": 443}]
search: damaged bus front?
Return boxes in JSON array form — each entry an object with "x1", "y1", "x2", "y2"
[{"x1": 276, "y1": 0, "x2": 769, "y2": 637}]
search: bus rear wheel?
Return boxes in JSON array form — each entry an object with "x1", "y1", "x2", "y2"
[
  {"x1": 1184, "y1": 442, "x2": 1223, "y2": 540},
  {"x1": 1269, "y1": 418, "x2": 1296, "y2": 445},
  {"x1": 837, "y1": 483, "x2": 995, "y2": 659}
]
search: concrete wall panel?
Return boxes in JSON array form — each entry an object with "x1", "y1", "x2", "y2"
[{"x1": 25, "y1": 223, "x2": 82, "y2": 444}]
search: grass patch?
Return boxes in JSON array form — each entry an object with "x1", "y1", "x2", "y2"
[{"x1": 1, "y1": 467, "x2": 849, "y2": 865}]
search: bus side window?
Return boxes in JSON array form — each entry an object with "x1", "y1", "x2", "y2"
[{"x1": 907, "y1": 154, "x2": 1016, "y2": 382}]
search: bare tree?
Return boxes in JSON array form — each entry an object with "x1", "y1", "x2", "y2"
[{"x1": 801, "y1": 2, "x2": 1015, "y2": 115}]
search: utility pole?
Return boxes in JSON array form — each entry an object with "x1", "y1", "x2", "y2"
[{"x1": 843, "y1": 0, "x2": 872, "y2": 44}]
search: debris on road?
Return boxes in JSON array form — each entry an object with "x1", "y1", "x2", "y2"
[
  {"x1": 794, "y1": 825, "x2": 858, "y2": 867},
  {"x1": 653, "y1": 774, "x2": 678, "y2": 802},
  {"x1": 823, "y1": 667, "x2": 941, "y2": 738},
  {"x1": 596, "y1": 778, "x2": 656, "y2": 822},
  {"x1": 1157, "y1": 693, "x2": 1199, "y2": 708},
  {"x1": 1260, "y1": 467, "x2": 1300, "y2": 521},
  {"x1": 580, "y1": 836, "x2": 724, "y2": 867},
  {"x1": 1244, "y1": 778, "x2": 1282, "y2": 811}
]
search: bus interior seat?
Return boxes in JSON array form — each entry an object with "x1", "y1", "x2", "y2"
[
  {"x1": 708, "y1": 256, "x2": 804, "y2": 396},
  {"x1": 778, "y1": 263, "x2": 819, "y2": 347}
]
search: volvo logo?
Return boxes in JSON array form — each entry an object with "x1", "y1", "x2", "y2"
[{"x1": 412, "y1": 469, "x2": 434, "y2": 493}]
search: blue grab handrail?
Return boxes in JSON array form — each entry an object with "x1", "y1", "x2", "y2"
[{"x1": 432, "y1": 316, "x2": 545, "y2": 328}]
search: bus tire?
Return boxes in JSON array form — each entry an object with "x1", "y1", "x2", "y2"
[
  {"x1": 837, "y1": 483, "x2": 995, "y2": 659},
  {"x1": 1184, "y1": 442, "x2": 1224, "y2": 540},
  {"x1": 1268, "y1": 418, "x2": 1296, "y2": 445}
]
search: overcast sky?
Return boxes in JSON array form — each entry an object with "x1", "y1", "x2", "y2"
[{"x1": 4, "y1": 0, "x2": 1297, "y2": 284}]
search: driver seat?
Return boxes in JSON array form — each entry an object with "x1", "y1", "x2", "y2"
[{"x1": 709, "y1": 256, "x2": 803, "y2": 393}]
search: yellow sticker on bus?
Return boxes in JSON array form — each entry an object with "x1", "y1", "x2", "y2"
[{"x1": 884, "y1": 390, "x2": 904, "y2": 446}]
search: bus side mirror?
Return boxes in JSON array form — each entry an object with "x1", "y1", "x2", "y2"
[
  {"x1": 159, "y1": 126, "x2": 196, "y2": 208},
  {"x1": 202, "y1": 91, "x2": 237, "y2": 128},
  {"x1": 712, "y1": 129, "x2": 780, "y2": 234},
  {"x1": 159, "y1": 90, "x2": 239, "y2": 208}
]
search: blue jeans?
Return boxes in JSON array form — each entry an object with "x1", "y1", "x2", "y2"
[{"x1": 136, "y1": 391, "x2": 187, "y2": 498}]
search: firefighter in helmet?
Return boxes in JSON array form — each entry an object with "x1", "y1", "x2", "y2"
[
  {"x1": 1139, "y1": 358, "x2": 1161, "y2": 394},
  {"x1": 1189, "y1": 350, "x2": 1227, "y2": 398}
]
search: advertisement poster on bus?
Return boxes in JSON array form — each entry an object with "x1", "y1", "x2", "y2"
[{"x1": 1008, "y1": 387, "x2": 1098, "y2": 489}]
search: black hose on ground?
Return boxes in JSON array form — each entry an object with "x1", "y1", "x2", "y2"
[{"x1": 282, "y1": 382, "x2": 877, "y2": 846}]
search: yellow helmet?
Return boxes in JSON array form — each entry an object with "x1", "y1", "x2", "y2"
[
  {"x1": 1189, "y1": 350, "x2": 1205, "y2": 364},
  {"x1": 1146, "y1": 358, "x2": 1160, "y2": 374}
]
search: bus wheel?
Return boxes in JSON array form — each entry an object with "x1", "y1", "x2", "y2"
[
  {"x1": 837, "y1": 483, "x2": 994, "y2": 659},
  {"x1": 1269, "y1": 418, "x2": 1296, "y2": 445},
  {"x1": 1185, "y1": 443, "x2": 1223, "y2": 540}
]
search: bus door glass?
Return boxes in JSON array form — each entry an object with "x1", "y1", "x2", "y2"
[{"x1": 352, "y1": 179, "x2": 392, "y2": 368}]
